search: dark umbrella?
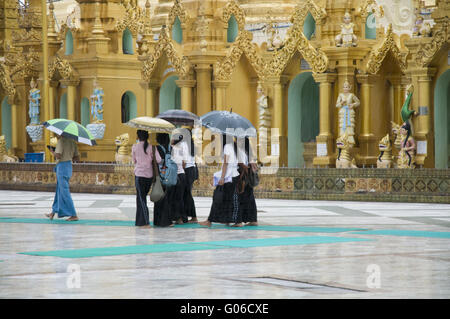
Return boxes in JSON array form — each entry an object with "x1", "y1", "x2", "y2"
[
  {"x1": 200, "y1": 110, "x2": 256, "y2": 138},
  {"x1": 156, "y1": 109, "x2": 200, "y2": 126}
]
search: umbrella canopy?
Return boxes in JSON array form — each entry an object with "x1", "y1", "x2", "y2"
[
  {"x1": 156, "y1": 109, "x2": 200, "y2": 126},
  {"x1": 42, "y1": 119, "x2": 96, "y2": 146},
  {"x1": 125, "y1": 116, "x2": 175, "y2": 133},
  {"x1": 200, "y1": 110, "x2": 257, "y2": 138}
]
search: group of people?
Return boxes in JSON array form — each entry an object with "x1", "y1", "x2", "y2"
[
  {"x1": 44, "y1": 128, "x2": 259, "y2": 228},
  {"x1": 132, "y1": 129, "x2": 258, "y2": 228}
]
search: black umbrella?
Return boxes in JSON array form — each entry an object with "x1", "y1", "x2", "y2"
[
  {"x1": 156, "y1": 109, "x2": 200, "y2": 126},
  {"x1": 200, "y1": 110, "x2": 256, "y2": 138}
]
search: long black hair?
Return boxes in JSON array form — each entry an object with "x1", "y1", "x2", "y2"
[
  {"x1": 402, "y1": 122, "x2": 412, "y2": 166},
  {"x1": 156, "y1": 133, "x2": 170, "y2": 150},
  {"x1": 137, "y1": 129, "x2": 149, "y2": 154},
  {"x1": 222, "y1": 134, "x2": 237, "y2": 156}
]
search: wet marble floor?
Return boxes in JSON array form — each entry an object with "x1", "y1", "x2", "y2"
[{"x1": 0, "y1": 190, "x2": 449, "y2": 299}]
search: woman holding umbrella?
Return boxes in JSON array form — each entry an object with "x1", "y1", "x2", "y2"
[
  {"x1": 199, "y1": 134, "x2": 242, "y2": 227},
  {"x1": 42, "y1": 119, "x2": 97, "y2": 221}
]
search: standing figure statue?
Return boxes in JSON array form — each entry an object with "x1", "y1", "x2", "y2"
[
  {"x1": 257, "y1": 83, "x2": 271, "y2": 130},
  {"x1": 335, "y1": 12, "x2": 358, "y2": 47},
  {"x1": 336, "y1": 80, "x2": 360, "y2": 145},
  {"x1": 90, "y1": 78, "x2": 104, "y2": 123},
  {"x1": 28, "y1": 78, "x2": 41, "y2": 125},
  {"x1": 398, "y1": 122, "x2": 416, "y2": 169}
]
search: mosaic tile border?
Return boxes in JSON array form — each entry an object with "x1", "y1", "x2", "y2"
[{"x1": 0, "y1": 164, "x2": 448, "y2": 203}]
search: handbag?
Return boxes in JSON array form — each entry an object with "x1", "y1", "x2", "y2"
[
  {"x1": 150, "y1": 146, "x2": 165, "y2": 203},
  {"x1": 213, "y1": 185, "x2": 224, "y2": 203},
  {"x1": 246, "y1": 164, "x2": 260, "y2": 188}
]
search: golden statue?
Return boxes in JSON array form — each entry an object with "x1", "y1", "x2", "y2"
[
  {"x1": 0, "y1": 136, "x2": 18, "y2": 163},
  {"x1": 377, "y1": 134, "x2": 393, "y2": 168},
  {"x1": 397, "y1": 122, "x2": 416, "y2": 169},
  {"x1": 336, "y1": 80, "x2": 360, "y2": 144},
  {"x1": 335, "y1": 12, "x2": 357, "y2": 47},
  {"x1": 115, "y1": 133, "x2": 132, "y2": 164},
  {"x1": 336, "y1": 129, "x2": 357, "y2": 168}
]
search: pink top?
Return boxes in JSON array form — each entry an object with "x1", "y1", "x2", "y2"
[{"x1": 132, "y1": 142, "x2": 162, "y2": 178}]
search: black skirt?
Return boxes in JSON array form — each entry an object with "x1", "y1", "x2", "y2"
[
  {"x1": 184, "y1": 166, "x2": 197, "y2": 218},
  {"x1": 208, "y1": 176, "x2": 241, "y2": 224},
  {"x1": 152, "y1": 189, "x2": 172, "y2": 227},
  {"x1": 239, "y1": 183, "x2": 257, "y2": 223},
  {"x1": 167, "y1": 173, "x2": 187, "y2": 222}
]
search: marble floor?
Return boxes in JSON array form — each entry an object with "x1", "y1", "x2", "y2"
[{"x1": 0, "y1": 190, "x2": 449, "y2": 299}]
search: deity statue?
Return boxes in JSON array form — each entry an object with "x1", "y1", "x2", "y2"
[
  {"x1": 377, "y1": 134, "x2": 394, "y2": 168},
  {"x1": 336, "y1": 80, "x2": 360, "y2": 145},
  {"x1": 336, "y1": 128, "x2": 357, "y2": 168},
  {"x1": 335, "y1": 12, "x2": 358, "y2": 47},
  {"x1": 265, "y1": 14, "x2": 283, "y2": 51},
  {"x1": 90, "y1": 78, "x2": 104, "y2": 124},
  {"x1": 419, "y1": 21, "x2": 432, "y2": 37},
  {"x1": 257, "y1": 83, "x2": 271, "y2": 130},
  {"x1": 412, "y1": 13, "x2": 424, "y2": 37},
  {"x1": 397, "y1": 122, "x2": 416, "y2": 168},
  {"x1": 28, "y1": 78, "x2": 40, "y2": 125}
]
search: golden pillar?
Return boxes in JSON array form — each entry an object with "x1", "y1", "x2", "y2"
[
  {"x1": 268, "y1": 76, "x2": 288, "y2": 167},
  {"x1": 195, "y1": 64, "x2": 212, "y2": 116},
  {"x1": 212, "y1": 80, "x2": 229, "y2": 111},
  {"x1": 413, "y1": 68, "x2": 436, "y2": 167},
  {"x1": 140, "y1": 80, "x2": 159, "y2": 117},
  {"x1": 176, "y1": 79, "x2": 196, "y2": 113},
  {"x1": 49, "y1": 80, "x2": 58, "y2": 120},
  {"x1": 356, "y1": 74, "x2": 378, "y2": 165},
  {"x1": 11, "y1": 103, "x2": 18, "y2": 150},
  {"x1": 312, "y1": 73, "x2": 337, "y2": 167},
  {"x1": 62, "y1": 80, "x2": 79, "y2": 121},
  {"x1": 41, "y1": 0, "x2": 50, "y2": 161}
]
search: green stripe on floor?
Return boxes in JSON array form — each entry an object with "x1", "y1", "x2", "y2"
[
  {"x1": 0, "y1": 217, "x2": 366, "y2": 233},
  {"x1": 19, "y1": 236, "x2": 372, "y2": 258},
  {"x1": 351, "y1": 229, "x2": 450, "y2": 239}
]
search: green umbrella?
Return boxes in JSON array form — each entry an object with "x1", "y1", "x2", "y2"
[{"x1": 42, "y1": 118, "x2": 97, "y2": 146}]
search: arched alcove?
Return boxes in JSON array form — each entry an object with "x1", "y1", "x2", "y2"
[
  {"x1": 365, "y1": 12, "x2": 377, "y2": 39},
  {"x1": 303, "y1": 12, "x2": 316, "y2": 40},
  {"x1": 287, "y1": 72, "x2": 319, "y2": 168},
  {"x1": 121, "y1": 91, "x2": 137, "y2": 123},
  {"x1": 227, "y1": 14, "x2": 239, "y2": 43},
  {"x1": 65, "y1": 30, "x2": 74, "y2": 55},
  {"x1": 59, "y1": 93, "x2": 68, "y2": 119},
  {"x1": 434, "y1": 69, "x2": 450, "y2": 168},
  {"x1": 1, "y1": 97, "x2": 12, "y2": 150},
  {"x1": 122, "y1": 28, "x2": 134, "y2": 54},
  {"x1": 159, "y1": 75, "x2": 181, "y2": 113},
  {"x1": 80, "y1": 97, "x2": 90, "y2": 127},
  {"x1": 172, "y1": 16, "x2": 183, "y2": 44}
]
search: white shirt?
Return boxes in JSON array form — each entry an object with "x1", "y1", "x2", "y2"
[
  {"x1": 223, "y1": 143, "x2": 239, "y2": 179},
  {"x1": 171, "y1": 142, "x2": 188, "y2": 174},
  {"x1": 237, "y1": 148, "x2": 248, "y2": 166},
  {"x1": 182, "y1": 141, "x2": 196, "y2": 168}
]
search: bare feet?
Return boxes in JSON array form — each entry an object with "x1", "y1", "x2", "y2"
[
  {"x1": 66, "y1": 216, "x2": 79, "y2": 221},
  {"x1": 187, "y1": 218, "x2": 198, "y2": 224},
  {"x1": 231, "y1": 223, "x2": 243, "y2": 227},
  {"x1": 45, "y1": 212, "x2": 55, "y2": 220},
  {"x1": 175, "y1": 218, "x2": 184, "y2": 225},
  {"x1": 199, "y1": 220, "x2": 211, "y2": 227},
  {"x1": 246, "y1": 222, "x2": 258, "y2": 226},
  {"x1": 139, "y1": 225, "x2": 151, "y2": 229}
]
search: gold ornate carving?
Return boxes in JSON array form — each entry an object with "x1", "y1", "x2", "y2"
[
  {"x1": 359, "y1": 0, "x2": 384, "y2": 19},
  {"x1": 221, "y1": 0, "x2": 245, "y2": 30},
  {"x1": 12, "y1": 29, "x2": 42, "y2": 43},
  {"x1": 366, "y1": 24, "x2": 408, "y2": 74},
  {"x1": 0, "y1": 136, "x2": 18, "y2": 163},
  {"x1": 115, "y1": 133, "x2": 132, "y2": 164},
  {"x1": 415, "y1": 20, "x2": 449, "y2": 68},
  {"x1": 377, "y1": 134, "x2": 393, "y2": 168},
  {"x1": 0, "y1": 63, "x2": 16, "y2": 101},
  {"x1": 167, "y1": 0, "x2": 188, "y2": 31},
  {"x1": 336, "y1": 129, "x2": 357, "y2": 168},
  {"x1": 4, "y1": 48, "x2": 40, "y2": 80},
  {"x1": 265, "y1": 17, "x2": 328, "y2": 77},
  {"x1": 49, "y1": 55, "x2": 77, "y2": 81},
  {"x1": 142, "y1": 27, "x2": 190, "y2": 81},
  {"x1": 290, "y1": 0, "x2": 327, "y2": 25},
  {"x1": 116, "y1": 0, "x2": 146, "y2": 36},
  {"x1": 214, "y1": 31, "x2": 265, "y2": 81}
]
